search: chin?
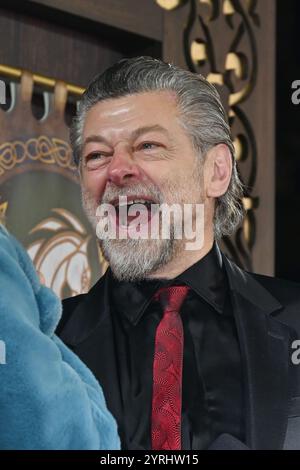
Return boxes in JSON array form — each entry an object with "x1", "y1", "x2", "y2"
[{"x1": 102, "y1": 237, "x2": 180, "y2": 282}]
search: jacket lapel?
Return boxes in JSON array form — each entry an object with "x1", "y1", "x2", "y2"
[
  {"x1": 59, "y1": 270, "x2": 124, "y2": 437},
  {"x1": 223, "y1": 255, "x2": 293, "y2": 449}
]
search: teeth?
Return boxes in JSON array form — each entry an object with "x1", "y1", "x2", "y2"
[{"x1": 115, "y1": 198, "x2": 153, "y2": 207}]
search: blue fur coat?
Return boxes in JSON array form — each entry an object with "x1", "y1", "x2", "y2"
[{"x1": 0, "y1": 225, "x2": 120, "y2": 450}]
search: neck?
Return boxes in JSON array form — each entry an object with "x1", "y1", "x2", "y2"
[{"x1": 148, "y1": 233, "x2": 214, "y2": 280}]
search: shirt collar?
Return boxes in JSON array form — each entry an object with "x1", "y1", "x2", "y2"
[{"x1": 108, "y1": 242, "x2": 227, "y2": 325}]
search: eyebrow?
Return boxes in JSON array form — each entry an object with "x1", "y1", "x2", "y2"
[{"x1": 83, "y1": 125, "x2": 170, "y2": 148}]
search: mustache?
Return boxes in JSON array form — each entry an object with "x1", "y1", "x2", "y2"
[{"x1": 100, "y1": 183, "x2": 164, "y2": 205}]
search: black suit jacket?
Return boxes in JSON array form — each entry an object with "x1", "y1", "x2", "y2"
[{"x1": 57, "y1": 254, "x2": 300, "y2": 450}]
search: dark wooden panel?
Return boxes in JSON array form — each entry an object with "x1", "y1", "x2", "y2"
[
  {"x1": 162, "y1": 4, "x2": 189, "y2": 68},
  {"x1": 0, "y1": 7, "x2": 119, "y2": 87},
  {"x1": 26, "y1": 0, "x2": 163, "y2": 41},
  {"x1": 251, "y1": 0, "x2": 276, "y2": 275},
  {"x1": 0, "y1": 4, "x2": 161, "y2": 87}
]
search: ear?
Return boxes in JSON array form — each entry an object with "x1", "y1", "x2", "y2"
[{"x1": 205, "y1": 144, "x2": 232, "y2": 198}]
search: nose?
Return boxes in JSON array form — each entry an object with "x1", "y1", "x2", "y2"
[{"x1": 107, "y1": 148, "x2": 142, "y2": 186}]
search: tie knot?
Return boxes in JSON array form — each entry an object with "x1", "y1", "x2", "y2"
[{"x1": 154, "y1": 285, "x2": 190, "y2": 313}]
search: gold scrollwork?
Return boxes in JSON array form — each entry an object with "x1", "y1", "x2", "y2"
[
  {"x1": 191, "y1": 40, "x2": 207, "y2": 63},
  {"x1": 0, "y1": 135, "x2": 76, "y2": 176},
  {"x1": 172, "y1": 0, "x2": 259, "y2": 269},
  {"x1": 223, "y1": 0, "x2": 235, "y2": 15},
  {"x1": 155, "y1": 0, "x2": 183, "y2": 10},
  {"x1": 0, "y1": 201, "x2": 7, "y2": 224}
]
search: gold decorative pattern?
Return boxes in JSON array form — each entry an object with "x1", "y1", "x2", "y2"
[
  {"x1": 223, "y1": 0, "x2": 235, "y2": 15},
  {"x1": 0, "y1": 136, "x2": 76, "y2": 176},
  {"x1": 157, "y1": 0, "x2": 260, "y2": 270},
  {"x1": 0, "y1": 201, "x2": 7, "y2": 225},
  {"x1": 27, "y1": 208, "x2": 92, "y2": 297},
  {"x1": 155, "y1": 0, "x2": 184, "y2": 10},
  {"x1": 191, "y1": 40, "x2": 207, "y2": 63},
  {"x1": 0, "y1": 68, "x2": 107, "y2": 292}
]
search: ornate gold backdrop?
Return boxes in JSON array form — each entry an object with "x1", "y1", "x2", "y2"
[
  {"x1": 0, "y1": 68, "x2": 107, "y2": 299},
  {"x1": 158, "y1": 0, "x2": 275, "y2": 275},
  {"x1": 0, "y1": 0, "x2": 276, "y2": 282}
]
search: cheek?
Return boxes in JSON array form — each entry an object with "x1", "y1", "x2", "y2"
[{"x1": 81, "y1": 170, "x2": 107, "y2": 202}]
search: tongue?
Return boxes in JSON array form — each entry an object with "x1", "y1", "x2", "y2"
[{"x1": 127, "y1": 214, "x2": 139, "y2": 223}]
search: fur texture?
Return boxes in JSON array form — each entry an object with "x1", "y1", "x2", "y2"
[{"x1": 0, "y1": 225, "x2": 120, "y2": 450}]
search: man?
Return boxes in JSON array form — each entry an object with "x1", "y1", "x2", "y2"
[{"x1": 57, "y1": 56, "x2": 300, "y2": 450}]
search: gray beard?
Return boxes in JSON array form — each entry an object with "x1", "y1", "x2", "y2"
[
  {"x1": 100, "y1": 230, "x2": 180, "y2": 282},
  {"x1": 82, "y1": 188, "x2": 182, "y2": 281},
  {"x1": 81, "y1": 163, "x2": 203, "y2": 282}
]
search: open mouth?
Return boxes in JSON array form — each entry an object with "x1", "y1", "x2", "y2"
[{"x1": 110, "y1": 196, "x2": 159, "y2": 228}]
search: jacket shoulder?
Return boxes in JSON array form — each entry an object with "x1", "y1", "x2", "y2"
[
  {"x1": 250, "y1": 271, "x2": 300, "y2": 328},
  {"x1": 56, "y1": 294, "x2": 87, "y2": 336},
  {"x1": 251, "y1": 272, "x2": 300, "y2": 303}
]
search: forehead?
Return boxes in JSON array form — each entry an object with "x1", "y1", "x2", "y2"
[{"x1": 82, "y1": 90, "x2": 179, "y2": 135}]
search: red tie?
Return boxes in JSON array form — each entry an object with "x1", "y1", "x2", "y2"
[{"x1": 151, "y1": 285, "x2": 190, "y2": 450}]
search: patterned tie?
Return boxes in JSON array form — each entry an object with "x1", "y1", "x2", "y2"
[{"x1": 151, "y1": 285, "x2": 190, "y2": 450}]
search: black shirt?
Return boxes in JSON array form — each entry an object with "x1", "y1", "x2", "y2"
[{"x1": 108, "y1": 243, "x2": 245, "y2": 450}]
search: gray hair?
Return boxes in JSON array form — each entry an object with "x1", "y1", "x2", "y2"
[{"x1": 70, "y1": 56, "x2": 244, "y2": 238}]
